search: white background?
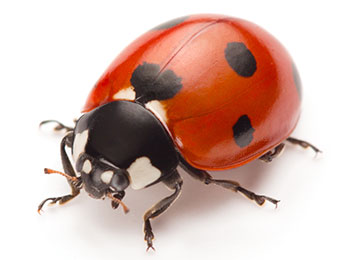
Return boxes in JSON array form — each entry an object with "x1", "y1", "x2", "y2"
[{"x1": 1, "y1": 0, "x2": 354, "y2": 259}]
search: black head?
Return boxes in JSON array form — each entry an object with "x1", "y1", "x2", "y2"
[{"x1": 75, "y1": 153, "x2": 129, "y2": 199}]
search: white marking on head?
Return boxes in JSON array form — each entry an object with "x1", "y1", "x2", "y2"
[
  {"x1": 145, "y1": 100, "x2": 168, "y2": 123},
  {"x1": 127, "y1": 157, "x2": 161, "y2": 190},
  {"x1": 82, "y1": 159, "x2": 92, "y2": 174},
  {"x1": 113, "y1": 86, "x2": 136, "y2": 100},
  {"x1": 73, "y1": 130, "x2": 89, "y2": 162},
  {"x1": 101, "y1": 170, "x2": 114, "y2": 184}
]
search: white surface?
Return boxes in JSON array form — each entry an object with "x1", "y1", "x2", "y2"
[{"x1": 0, "y1": 0, "x2": 354, "y2": 259}]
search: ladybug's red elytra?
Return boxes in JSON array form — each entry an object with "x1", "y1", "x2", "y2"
[{"x1": 39, "y1": 14, "x2": 320, "y2": 250}]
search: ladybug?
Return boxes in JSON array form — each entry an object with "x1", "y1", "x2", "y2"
[{"x1": 39, "y1": 14, "x2": 320, "y2": 250}]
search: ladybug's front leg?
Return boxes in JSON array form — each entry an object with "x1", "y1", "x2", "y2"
[
  {"x1": 143, "y1": 170, "x2": 183, "y2": 251},
  {"x1": 179, "y1": 155, "x2": 279, "y2": 207},
  {"x1": 38, "y1": 132, "x2": 82, "y2": 213}
]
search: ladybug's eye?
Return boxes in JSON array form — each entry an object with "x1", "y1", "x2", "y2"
[{"x1": 110, "y1": 170, "x2": 130, "y2": 191}]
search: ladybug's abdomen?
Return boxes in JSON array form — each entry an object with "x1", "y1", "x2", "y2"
[
  {"x1": 83, "y1": 15, "x2": 301, "y2": 170},
  {"x1": 163, "y1": 18, "x2": 301, "y2": 169}
]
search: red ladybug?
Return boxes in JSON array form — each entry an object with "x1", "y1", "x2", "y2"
[{"x1": 39, "y1": 14, "x2": 319, "y2": 250}]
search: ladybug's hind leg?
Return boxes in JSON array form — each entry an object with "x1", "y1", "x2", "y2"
[
  {"x1": 38, "y1": 132, "x2": 82, "y2": 213},
  {"x1": 259, "y1": 143, "x2": 286, "y2": 163},
  {"x1": 179, "y1": 155, "x2": 279, "y2": 207},
  {"x1": 259, "y1": 137, "x2": 321, "y2": 163},
  {"x1": 286, "y1": 137, "x2": 321, "y2": 154},
  {"x1": 143, "y1": 170, "x2": 183, "y2": 251}
]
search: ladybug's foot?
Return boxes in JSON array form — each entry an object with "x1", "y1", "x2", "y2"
[
  {"x1": 286, "y1": 137, "x2": 321, "y2": 154},
  {"x1": 39, "y1": 168, "x2": 81, "y2": 214},
  {"x1": 235, "y1": 186, "x2": 279, "y2": 207},
  {"x1": 144, "y1": 220, "x2": 155, "y2": 251},
  {"x1": 209, "y1": 179, "x2": 279, "y2": 207},
  {"x1": 39, "y1": 120, "x2": 74, "y2": 133},
  {"x1": 38, "y1": 192, "x2": 79, "y2": 214}
]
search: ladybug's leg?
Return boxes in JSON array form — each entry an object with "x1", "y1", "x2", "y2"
[
  {"x1": 259, "y1": 137, "x2": 321, "y2": 163},
  {"x1": 39, "y1": 119, "x2": 74, "y2": 133},
  {"x1": 143, "y1": 170, "x2": 183, "y2": 251},
  {"x1": 259, "y1": 143, "x2": 286, "y2": 163},
  {"x1": 179, "y1": 155, "x2": 279, "y2": 207},
  {"x1": 38, "y1": 132, "x2": 82, "y2": 213},
  {"x1": 286, "y1": 137, "x2": 321, "y2": 154}
]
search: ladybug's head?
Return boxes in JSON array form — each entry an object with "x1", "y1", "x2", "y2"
[{"x1": 74, "y1": 151, "x2": 130, "y2": 200}]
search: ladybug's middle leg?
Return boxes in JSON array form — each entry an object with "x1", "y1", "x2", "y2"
[
  {"x1": 143, "y1": 170, "x2": 183, "y2": 251},
  {"x1": 179, "y1": 155, "x2": 279, "y2": 207},
  {"x1": 38, "y1": 132, "x2": 82, "y2": 213}
]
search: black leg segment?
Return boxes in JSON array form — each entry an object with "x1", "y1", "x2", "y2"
[
  {"x1": 179, "y1": 155, "x2": 279, "y2": 207},
  {"x1": 143, "y1": 170, "x2": 183, "y2": 251},
  {"x1": 38, "y1": 132, "x2": 82, "y2": 213},
  {"x1": 259, "y1": 143, "x2": 286, "y2": 163},
  {"x1": 286, "y1": 137, "x2": 321, "y2": 154},
  {"x1": 39, "y1": 120, "x2": 74, "y2": 133}
]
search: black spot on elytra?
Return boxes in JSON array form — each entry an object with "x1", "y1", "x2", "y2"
[
  {"x1": 225, "y1": 42, "x2": 257, "y2": 77},
  {"x1": 151, "y1": 16, "x2": 189, "y2": 30},
  {"x1": 130, "y1": 62, "x2": 183, "y2": 103},
  {"x1": 292, "y1": 62, "x2": 302, "y2": 99},
  {"x1": 232, "y1": 115, "x2": 255, "y2": 148}
]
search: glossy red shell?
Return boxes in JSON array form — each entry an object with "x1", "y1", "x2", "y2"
[{"x1": 83, "y1": 14, "x2": 301, "y2": 170}]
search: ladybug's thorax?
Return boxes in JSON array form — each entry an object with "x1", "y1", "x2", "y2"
[{"x1": 71, "y1": 100, "x2": 179, "y2": 197}]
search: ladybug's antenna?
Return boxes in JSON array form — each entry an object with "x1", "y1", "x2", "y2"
[
  {"x1": 107, "y1": 192, "x2": 130, "y2": 214},
  {"x1": 44, "y1": 168, "x2": 79, "y2": 182}
]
